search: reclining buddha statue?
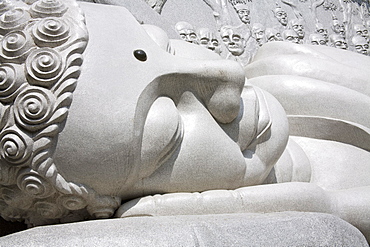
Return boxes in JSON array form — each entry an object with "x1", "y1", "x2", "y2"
[{"x1": 0, "y1": 0, "x2": 369, "y2": 245}]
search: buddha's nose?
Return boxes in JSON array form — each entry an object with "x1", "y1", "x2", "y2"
[{"x1": 155, "y1": 56, "x2": 246, "y2": 124}]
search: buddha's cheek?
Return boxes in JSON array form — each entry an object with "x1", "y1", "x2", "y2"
[{"x1": 168, "y1": 92, "x2": 246, "y2": 191}]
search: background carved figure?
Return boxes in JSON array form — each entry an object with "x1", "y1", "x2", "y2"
[
  {"x1": 145, "y1": 0, "x2": 167, "y2": 14},
  {"x1": 353, "y1": 23, "x2": 369, "y2": 41},
  {"x1": 331, "y1": 17, "x2": 346, "y2": 38},
  {"x1": 265, "y1": 27, "x2": 283, "y2": 42},
  {"x1": 315, "y1": 23, "x2": 329, "y2": 42},
  {"x1": 230, "y1": 0, "x2": 252, "y2": 24},
  {"x1": 273, "y1": 5, "x2": 289, "y2": 26},
  {"x1": 220, "y1": 25, "x2": 252, "y2": 65},
  {"x1": 198, "y1": 27, "x2": 221, "y2": 54},
  {"x1": 252, "y1": 23, "x2": 267, "y2": 46},
  {"x1": 289, "y1": 18, "x2": 305, "y2": 43},
  {"x1": 309, "y1": 33, "x2": 327, "y2": 45},
  {"x1": 175, "y1": 21, "x2": 198, "y2": 44},
  {"x1": 351, "y1": 35, "x2": 369, "y2": 55},
  {"x1": 283, "y1": 29, "x2": 300, "y2": 43},
  {"x1": 329, "y1": 33, "x2": 348, "y2": 49}
]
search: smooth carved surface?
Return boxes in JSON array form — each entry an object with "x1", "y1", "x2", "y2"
[
  {"x1": 0, "y1": 212, "x2": 368, "y2": 246},
  {"x1": 0, "y1": 1, "x2": 370, "y2": 245}
]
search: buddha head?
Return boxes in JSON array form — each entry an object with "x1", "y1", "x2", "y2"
[{"x1": 0, "y1": 0, "x2": 245, "y2": 226}]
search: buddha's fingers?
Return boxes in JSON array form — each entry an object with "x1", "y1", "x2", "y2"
[{"x1": 116, "y1": 183, "x2": 332, "y2": 218}]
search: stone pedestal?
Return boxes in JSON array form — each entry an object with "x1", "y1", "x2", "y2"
[{"x1": 0, "y1": 212, "x2": 367, "y2": 246}]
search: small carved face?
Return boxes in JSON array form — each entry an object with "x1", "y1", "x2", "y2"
[
  {"x1": 352, "y1": 36, "x2": 369, "y2": 55},
  {"x1": 178, "y1": 29, "x2": 198, "y2": 44},
  {"x1": 275, "y1": 10, "x2": 288, "y2": 26},
  {"x1": 237, "y1": 8, "x2": 250, "y2": 24},
  {"x1": 175, "y1": 22, "x2": 198, "y2": 44},
  {"x1": 315, "y1": 25, "x2": 328, "y2": 41},
  {"x1": 265, "y1": 28, "x2": 282, "y2": 42},
  {"x1": 221, "y1": 29, "x2": 245, "y2": 56},
  {"x1": 354, "y1": 24, "x2": 369, "y2": 40},
  {"x1": 309, "y1": 34, "x2": 327, "y2": 46},
  {"x1": 290, "y1": 19, "x2": 305, "y2": 39},
  {"x1": 332, "y1": 22, "x2": 346, "y2": 38},
  {"x1": 252, "y1": 24, "x2": 266, "y2": 46},
  {"x1": 283, "y1": 30, "x2": 299, "y2": 44},
  {"x1": 198, "y1": 30, "x2": 221, "y2": 54},
  {"x1": 330, "y1": 35, "x2": 347, "y2": 50}
]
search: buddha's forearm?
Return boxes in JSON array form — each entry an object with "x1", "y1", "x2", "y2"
[{"x1": 116, "y1": 182, "x2": 332, "y2": 217}]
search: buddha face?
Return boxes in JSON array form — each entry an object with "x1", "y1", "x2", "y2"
[
  {"x1": 289, "y1": 19, "x2": 305, "y2": 39},
  {"x1": 175, "y1": 22, "x2": 198, "y2": 44},
  {"x1": 274, "y1": 9, "x2": 288, "y2": 26},
  {"x1": 221, "y1": 28, "x2": 246, "y2": 56},
  {"x1": 283, "y1": 30, "x2": 299, "y2": 44},
  {"x1": 54, "y1": 4, "x2": 245, "y2": 203},
  {"x1": 309, "y1": 34, "x2": 327, "y2": 46},
  {"x1": 265, "y1": 28, "x2": 282, "y2": 42},
  {"x1": 0, "y1": 1, "x2": 248, "y2": 225},
  {"x1": 198, "y1": 28, "x2": 221, "y2": 54},
  {"x1": 352, "y1": 36, "x2": 369, "y2": 55}
]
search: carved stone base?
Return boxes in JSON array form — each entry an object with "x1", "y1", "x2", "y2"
[{"x1": 0, "y1": 212, "x2": 367, "y2": 246}]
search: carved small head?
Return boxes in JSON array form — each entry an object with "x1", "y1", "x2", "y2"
[
  {"x1": 351, "y1": 35, "x2": 369, "y2": 55},
  {"x1": 252, "y1": 23, "x2": 266, "y2": 46},
  {"x1": 353, "y1": 24, "x2": 369, "y2": 41},
  {"x1": 331, "y1": 20, "x2": 345, "y2": 38},
  {"x1": 220, "y1": 26, "x2": 247, "y2": 56},
  {"x1": 265, "y1": 28, "x2": 282, "y2": 42},
  {"x1": 289, "y1": 19, "x2": 305, "y2": 39},
  {"x1": 309, "y1": 34, "x2": 327, "y2": 46},
  {"x1": 283, "y1": 29, "x2": 299, "y2": 44},
  {"x1": 329, "y1": 34, "x2": 347, "y2": 50},
  {"x1": 273, "y1": 6, "x2": 288, "y2": 26},
  {"x1": 234, "y1": 4, "x2": 251, "y2": 25},
  {"x1": 198, "y1": 28, "x2": 220, "y2": 54},
  {"x1": 175, "y1": 21, "x2": 198, "y2": 44},
  {"x1": 315, "y1": 23, "x2": 328, "y2": 41}
]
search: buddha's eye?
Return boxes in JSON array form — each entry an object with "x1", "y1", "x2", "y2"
[{"x1": 134, "y1": 49, "x2": 147, "y2": 62}]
